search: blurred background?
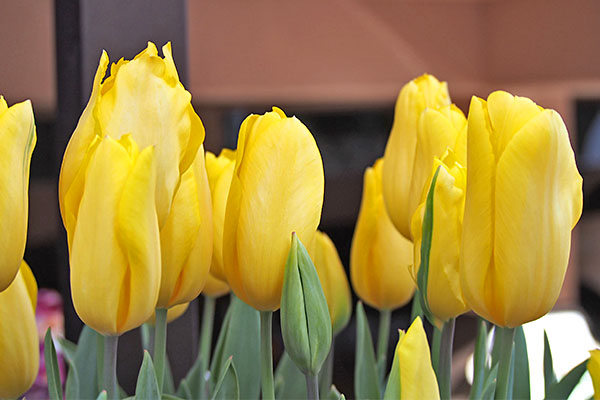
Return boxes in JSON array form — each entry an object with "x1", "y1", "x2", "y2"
[{"x1": 1, "y1": 0, "x2": 600, "y2": 397}]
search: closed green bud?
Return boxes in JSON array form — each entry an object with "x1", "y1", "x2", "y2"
[{"x1": 281, "y1": 232, "x2": 332, "y2": 376}]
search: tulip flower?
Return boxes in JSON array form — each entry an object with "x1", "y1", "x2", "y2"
[
  {"x1": 202, "y1": 272, "x2": 230, "y2": 298},
  {"x1": 410, "y1": 149, "x2": 468, "y2": 323},
  {"x1": 589, "y1": 350, "x2": 600, "y2": 400},
  {"x1": 308, "y1": 231, "x2": 351, "y2": 335},
  {"x1": 383, "y1": 317, "x2": 440, "y2": 400},
  {"x1": 382, "y1": 74, "x2": 467, "y2": 239},
  {"x1": 351, "y1": 158, "x2": 415, "y2": 311},
  {"x1": 0, "y1": 96, "x2": 36, "y2": 291},
  {"x1": 148, "y1": 302, "x2": 189, "y2": 325},
  {"x1": 0, "y1": 261, "x2": 39, "y2": 398},
  {"x1": 460, "y1": 91, "x2": 583, "y2": 327},
  {"x1": 68, "y1": 135, "x2": 161, "y2": 335},
  {"x1": 205, "y1": 149, "x2": 236, "y2": 282},
  {"x1": 223, "y1": 107, "x2": 324, "y2": 312}
]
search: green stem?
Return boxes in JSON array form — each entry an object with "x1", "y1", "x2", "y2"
[
  {"x1": 154, "y1": 307, "x2": 168, "y2": 392},
  {"x1": 260, "y1": 311, "x2": 275, "y2": 400},
  {"x1": 318, "y1": 337, "x2": 335, "y2": 396},
  {"x1": 198, "y1": 296, "x2": 216, "y2": 399},
  {"x1": 432, "y1": 325, "x2": 442, "y2": 373},
  {"x1": 306, "y1": 373, "x2": 319, "y2": 400},
  {"x1": 410, "y1": 297, "x2": 423, "y2": 323},
  {"x1": 469, "y1": 319, "x2": 488, "y2": 400},
  {"x1": 494, "y1": 326, "x2": 516, "y2": 400},
  {"x1": 103, "y1": 335, "x2": 119, "y2": 400},
  {"x1": 376, "y1": 309, "x2": 391, "y2": 383},
  {"x1": 437, "y1": 318, "x2": 456, "y2": 400}
]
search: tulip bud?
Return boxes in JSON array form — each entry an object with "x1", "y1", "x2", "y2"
[
  {"x1": 68, "y1": 135, "x2": 161, "y2": 335},
  {"x1": 281, "y1": 233, "x2": 331, "y2": 376},
  {"x1": 205, "y1": 149, "x2": 236, "y2": 282},
  {"x1": 308, "y1": 231, "x2": 352, "y2": 335},
  {"x1": 382, "y1": 74, "x2": 466, "y2": 239},
  {"x1": 589, "y1": 350, "x2": 600, "y2": 400},
  {"x1": 351, "y1": 158, "x2": 415, "y2": 311},
  {"x1": 0, "y1": 261, "x2": 39, "y2": 398},
  {"x1": 410, "y1": 150, "x2": 468, "y2": 323},
  {"x1": 460, "y1": 91, "x2": 583, "y2": 327},
  {"x1": 0, "y1": 96, "x2": 36, "y2": 291},
  {"x1": 223, "y1": 107, "x2": 324, "y2": 311},
  {"x1": 383, "y1": 317, "x2": 440, "y2": 400}
]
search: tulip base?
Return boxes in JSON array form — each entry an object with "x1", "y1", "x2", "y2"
[
  {"x1": 305, "y1": 372, "x2": 319, "y2": 400},
  {"x1": 260, "y1": 311, "x2": 275, "y2": 400},
  {"x1": 103, "y1": 335, "x2": 119, "y2": 400}
]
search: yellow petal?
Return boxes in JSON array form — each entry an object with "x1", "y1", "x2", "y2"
[
  {"x1": 0, "y1": 99, "x2": 36, "y2": 291},
  {"x1": 223, "y1": 109, "x2": 324, "y2": 311},
  {"x1": 0, "y1": 261, "x2": 39, "y2": 398},
  {"x1": 202, "y1": 272, "x2": 230, "y2": 298},
  {"x1": 147, "y1": 302, "x2": 190, "y2": 325},
  {"x1": 589, "y1": 350, "x2": 600, "y2": 400}
]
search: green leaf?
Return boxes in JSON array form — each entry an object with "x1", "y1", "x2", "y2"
[
  {"x1": 274, "y1": 351, "x2": 306, "y2": 399},
  {"x1": 469, "y1": 319, "x2": 488, "y2": 400},
  {"x1": 544, "y1": 330, "x2": 557, "y2": 396},
  {"x1": 325, "y1": 385, "x2": 343, "y2": 400},
  {"x1": 208, "y1": 295, "x2": 260, "y2": 399},
  {"x1": 62, "y1": 339, "x2": 80, "y2": 400},
  {"x1": 211, "y1": 357, "x2": 239, "y2": 400},
  {"x1": 70, "y1": 325, "x2": 102, "y2": 399},
  {"x1": 163, "y1": 354, "x2": 176, "y2": 395},
  {"x1": 45, "y1": 328, "x2": 64, "y2": 400},
  {"x1": 280, "y1": 233, "x2": 332, "y2": 375},
  {"x1": 96, "y1": 390, "x2": 108, "y2": 400},
  {"x1": 135, "y1": 350, "x2": 161, "y2": 400},
  {"x1": 176, "y1": 378, "x2": 193, "y2": 400},
  {"x1": 162, "y1": 394, "x2": 186, "y2": 400},
  {"x1": 513, "y1": 326, "x2": 530, "y2": 399},
  {"x1": 481, "y1": 363, "x2": 498, "y2": 400},
  {"x1": 383, "y1": 331, "x2": 402, "y2": 400},
  {"x1": 545, "y1": 359, "x2": 588, "y2": 399},
  {"x1": 416, "y1": 166, "x2": 441, "y2": 328},
  {"x1": 354, "y1": 302, "x2": 381, "y2": 400},
  {"x1": 58, "y1": 337, "x2": 78, "y2": 361}
]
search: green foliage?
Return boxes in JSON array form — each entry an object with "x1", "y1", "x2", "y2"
[{"x1": 354, "y1": 302, "x2": 381, "y2": 400}]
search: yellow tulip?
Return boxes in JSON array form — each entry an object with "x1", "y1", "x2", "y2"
[
  {"x1": 68, "y1": 135, "x2": 161, "y2": 335},
  {"x1": 351, "y1": 158, "x2": 415, "y2": 311},
  {"x1": 460, "y1": 91, "x2": 583, "y2": 327},
  {"x1": 410, "y1": 150, "x2": 468, "y2": 323},
  {"x1": 0, "y1": 261, "x2": 39, "y2": 398},
  {"x1": 308, "y1": 231, "x2": 351, "y2": 335},
  {"x1": 157, "y1": 144, "x2": 212, "y2": 308},
  {"x1": 382, "y1": 74, "x2": 467, "y2": 239},
  {"x1": 385, "y1": 317, "x2": 440, "y2": 399},
  {"x1": 205, "y1": 149, "x2": 236, "y2": 281},
  {"x1": 0, "y1": 97, "x2": 36, "y2": 291},
  {"x1": 223, "y1": 107, "x2": 324, "y2": 311},
  {"x1": 148, "y1": 302, "x2": 190, "y2": 325},
  {"x1": 202, "y1": 272, "x2": 229, "y2": 298},
  {"x1": 589, "y1": 350, "x2": 600, "y2": 400}
]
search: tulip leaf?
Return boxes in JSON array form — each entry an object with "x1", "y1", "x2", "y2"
[
  {"x1": 163, "y1": 354, "x2": 176, "y2": 395},
  {"x1": 480, "y1": 363, "x2": 498, "y2": 400},
  {"x1": 58, "y1": 337, "x2": 78, "y2": 361},
  {"x1": 469, "y1": 319, "x2": 489, "y2": 400},
  {"x1": 176, "y1": 378, "x2": 193, "y2": 400},
  {"x1": 281, "y1": 234, "x2": 332, "y2": 376},
  {"x1": 45, "y1": 328, "x2": 64, "y2": 400},
  {"x1": 96, "y1": 390, "x2": 108, "y2": 400},
  {"x1": 67, "y1": 325, "x2": 102, "y2": 399},
  {"x1": 325, "y1": 385, "x2": 344, "y2": 400},
  {"x1": 210, "y1": 356, "x2": 239, "y2": 400},
  {"x1": 543, "y1": 330, "x2": 557, "y2": 396},
  {"x1": 162, "y1": 395, "x2": 186, "y2": 400},
  {"x1": 416, "y1": 166, "x2": 441, "y2": 328},
  {"x1": 383, "y1": 333, "x2": 401, "y2": 400},
  {"x1": 354, "y1": 302, "x2": 381, "y2": 400},
  {"x1": 545, "y1": 358, "x2": 588, "y2": 400},
  {"x1": 209, "y1": 294, "x2": 260, "y2": 399},
  {"x1": 135, "y1": 350, "x2": 160, "y2": 400},
  {"x1": 512, "y1": 326, "x2": 530, "y2": 399},
  {"x1": 61, "y1": 339, "x2": 81, "y2": 400},
  {"x1": 274, "y1": 351, "x2": 307, "y2": 399}
]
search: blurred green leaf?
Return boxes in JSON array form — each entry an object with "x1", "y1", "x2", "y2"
[
  {"x1": 545, "y1": 358, "x2": 588, "y2": 400},
  {"x1": 354, "y1": 302, "x2": 380, "y2": 400},
  {"x1": 513, "y1": 326, "x2": 530, "y2": 399},
  {"x1": 544, "y1": 330, "x2": 557, "y2": 396},
  {"x1": 383, "y1": 333, "x2": 401, "y2": 400},
  {"x1": 45, "y1": 328, "x2": 63, "y2": 400},
  {"x1": 211, "y1": 357, "x2": 239, "y2": 400},
  {"x1": 469, "y1": 319, "x2": 488, "y2": 400},
  {"x1": 135, "y1": 350, "x2": 160, "y2": 400},
  {"x1": 481, "y1": 363, "x2": 498, "y2": 400},
  {"x1": 274, "y1": 351, "x2": 306, "y2": 399},
  {"x1": 96, "y1": 390, "x2": 108, "y2": 400}
]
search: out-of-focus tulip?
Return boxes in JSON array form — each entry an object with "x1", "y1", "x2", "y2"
[
  {"x1": 384, "y1": 317, "x2": 440, "y2": 400},
  {"x1": 589, "y1": 350, "x2": 600, "y2": 400},
  {"x1": 202, "y1": 272, "x2": 229, "y2": 298},
  {"x1": 460, "y1": 91, "x2": 583, "y2": 327},
  {"x1": 410, "y1": 150, "x2": 468, "y2": 323},
  {"x1": 382, "y1": 74, "x2": 467, "y2": 239},
  {"x1": 157, "y1": 145, "x2": 212, "y2": 308},
  {"x1": 351, "y1": 158, "x2": 415, "y2": 311},
  {"x1": 223, "y1": 107, "x2": 324, "y2": 311},
  {"x1": 68, "y1": 135, "x2": 161, "y2": 335},
  {"x1": 0, "y1": 261, "x2": 39, "y2": 398},
  {"x1": 308, "y1": 231, "x2": 352, "y2": 335},
  {"x1": 205, "y1": 149, "x2": 236, "y2": 281},
  {"x1": 0, "y1": 97, "x2": 36, "y2": 291}
]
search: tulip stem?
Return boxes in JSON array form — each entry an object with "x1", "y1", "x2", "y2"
[
  {"x1": 198, "y1": 296, "x2": 216, "y2": 398},
  {"x1": 436, "y1": 318, "x2": 455, "y2": 400},
  {"x1": 495, "y1": 326, "x2": 516, "y2": 400},
  {"x1": 305, "y1": 372, "x2": 319, "y2": 400},
  {"x1": 318, "y1": 338, "x2": 335, "y2": 395},
  {"x1": 154, "y1": 307, "x2": 168, "y2": 392},
  {"x1": 260, "y1": 311, "x2": 275, "y2": 400},
  {"x1": 376, "y1": 309, "x2": 391, "y2": 384},
  {"x1": 103, "y1": 335, "x2": 119, "y2": 400}
]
